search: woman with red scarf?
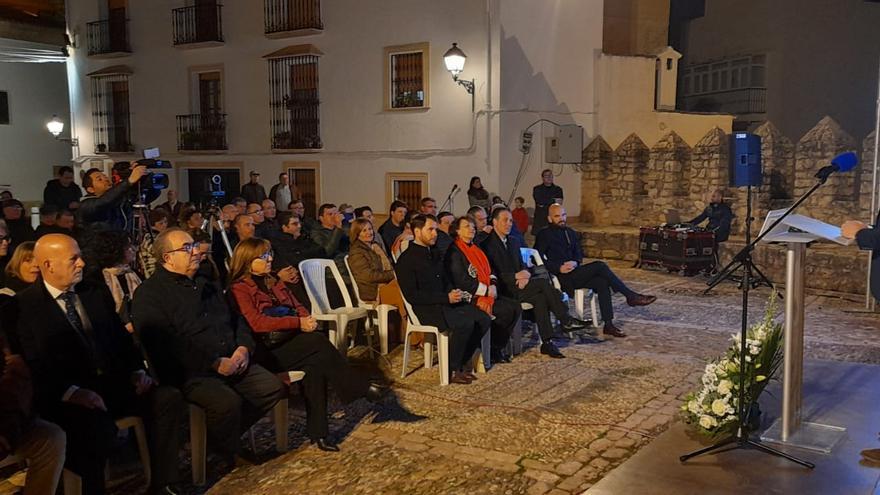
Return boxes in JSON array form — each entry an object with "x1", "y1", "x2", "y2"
[{"x1": 444, "y1": 216, "x2": 520, "y2": 365}]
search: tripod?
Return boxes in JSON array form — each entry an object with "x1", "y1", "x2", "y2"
[
  {"x1": 680, "y1": 181, "x2": 831, "y2": 469},
  {"x1": 704, "y1": 187, "x2": 775, "y2": 295}
]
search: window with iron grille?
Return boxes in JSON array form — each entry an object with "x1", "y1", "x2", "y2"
[
  {"x1": 384, "y1": 43, "x2": 430, "y2": 110},
  {"x1": 90, "y1": 73, "x2": 132, "y2": 153},
  {"x1": 268, "y1": 54, "x2": 321, "y2": 150}
]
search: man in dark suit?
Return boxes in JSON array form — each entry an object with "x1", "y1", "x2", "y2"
[
  {"x1": 3, "y1": 234, "x2": 185, "y2": 495},
  {"x1": 132, "y1": 228, "x2": 284, "y2": 466},
  {"x1": 842, "y1": 215, "x2": 880, "y2": 464},
  {"x1": 394, "y1": 215, "x2": 491, "y2": 384},
  {"x1": 481, "y1": 208, "x2": 587, "y2": 358},
  {"x1": 158, "y1": 189, "x2": 183, "y2": 223},
  {"x1": 535, "y1": 204, "x2": 656, "y2": 338}
]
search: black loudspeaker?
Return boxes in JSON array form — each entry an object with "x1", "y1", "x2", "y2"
[{"x1": 728, "y1": 133, "x2": 762, "y2": 187}]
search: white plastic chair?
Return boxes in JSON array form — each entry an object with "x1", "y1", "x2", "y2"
[
  {"x1": 399, "y1": 294, "x2": 489, "y2": 386},
  {"x1": 520, "y1": 247, "x2": 600, "y2": 328},
  {"x1": 298, "y1": 258, "x2": 370, "y2": 351},
  {"x1": 189, "y1": 397, "x2": 290, "y2": 485},
  {"x1": 60, "y1": 416, "x2": 152, "y2": 495},
  {"x1": 343, "y1": 255, "x2": 398, "y2": 355}
]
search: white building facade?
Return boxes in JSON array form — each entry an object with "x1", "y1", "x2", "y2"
[{"x1": 63, "y1": 0, "x2": 730, "y2": 217}]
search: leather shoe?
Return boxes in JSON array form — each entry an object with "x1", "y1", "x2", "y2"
[
  {"x1": 464, "y1": 371, "x2": 478, "y2": 381},
  {"x1": 862, "y1": 448, "x2": 880, "y2": 463},
  {"x1": 540, "y1": 342, "x2": 565, "y2": 358},
  {"x1": 626, "y1": 294, "x2": 657, "y2": 307},
  {"x1": 450, "y1": 371, "x2": 473, "y2": 384},
  {"x1": 365, "y1": 382, "x2": 389, "y2": 403},
  {"x1": 603, "y1": 323, "x2": 627, "y2": 338},
  {"x1": 311, "y1": 437, "x2": 341, "y2": 452},
  {"x1": 561, "y1": 319, "x2": 587, "y2": 331}
]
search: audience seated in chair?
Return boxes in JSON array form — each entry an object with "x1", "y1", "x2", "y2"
[
  {"x1": 131, "y1": 228, "x2": 283, "y2": 477},
  {"x1": 480, "y1": 208, "x2": 588, "y2": 359},
  {"x1": 139, "y1": 209, "x2": 169, "y2": 279},
  {"x1": 1, "y1": 241, "x2": 38, "y2": 297},
  {"x1": 0, "y1": 331, "x2": 66, "y2": 495},
  {"x1": 394, "y1": 215, "x2": 491, "y2": 385},
  {"x1": 3, "y1": 234, "x2": 185, "y2": 495},
  {"x1": 444, "y1": 216, "x2": 520, "y2": 365},
  {"x1": 228, "y1": 238, "x2": 385, "y2": 452},
  {"x1": 347, "y1": 218, "x2": 409, "y2": 346},
  {"x1": 310, "y1": 203, "x2": 350, "y2": 276},
  {"x1": 271, "y1": 210, "x2": 324, "y2": 310},
  {"x1": 535, "y1": 205, "x2": 655, "y2": 338},
  {"x1": 378, "y1": 200, "x2": 408, "y2": 252}
]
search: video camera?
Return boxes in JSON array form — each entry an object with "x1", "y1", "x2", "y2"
[{"x1": 111, "y1": 148, "x2": 172, "y2": 206}]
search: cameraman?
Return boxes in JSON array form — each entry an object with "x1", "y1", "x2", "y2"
[{"x1": 76, "y1": 162, "x2": 148, "y2": 232}]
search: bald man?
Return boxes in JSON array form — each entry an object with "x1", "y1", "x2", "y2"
[
  {"x1": 3, "y1": 234, "x2": 185, "y2": 494},
  {"x1": 535, "y1": 205, "x2": 656, "y2": 338}
]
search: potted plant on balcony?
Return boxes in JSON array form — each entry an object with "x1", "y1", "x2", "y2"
[{"x1": 96, "y1": 143, "x2": 107, "y2": 153}]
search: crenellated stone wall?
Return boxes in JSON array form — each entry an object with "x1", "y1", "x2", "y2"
[{"x1": 580, "y1": 116, "x2": 878, "y2": 234}]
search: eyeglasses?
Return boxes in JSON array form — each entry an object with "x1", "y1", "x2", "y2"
[
  {"x1": 258, "y1": 250, "x2": 274, "y2": 261},
  {"x1": 251, "y1": 209, "x2": 264, "y2": 215},
  {"x1": 0, "y1": 234, "x2": 10, "y2": 242},
  {"x1": 164, "y1": 242, "x2": 201, "y2": 256}
]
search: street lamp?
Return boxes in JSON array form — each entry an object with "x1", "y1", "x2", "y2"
[
  {"x1": 443, "y1": 43, "x2": 475, "y2": 111},
  {"x1": 46, "y1": 114, "x2": 78, "y2": 146}
]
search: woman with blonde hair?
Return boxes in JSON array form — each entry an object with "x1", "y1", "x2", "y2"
[
  {"x1": 347, "y1": 218, "x2": 411, "y2": 346},
  {"x1": 228, "y1": 238, "x2": 385, "y2": 452},
  {"x1": 1, "y1": 241, "x2": 38, "y2": 296}
]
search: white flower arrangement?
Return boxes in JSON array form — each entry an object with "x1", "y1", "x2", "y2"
[{"x1": 681, "y1": 294, "x2": 784, "y2": 437}]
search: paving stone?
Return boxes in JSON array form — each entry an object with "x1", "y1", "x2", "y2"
[
  {"x1": 614, "y1": 437, "x2": 637, "y2": 449},
  {"x1": 639, "y1": 413, "x2": 674, "y2": 431},
  {"x1": 601, "y1": 448, "x2": 629, "y2": 460},
  {"x1": 401, "y1": 433, "x2": 432, "y2": 444},
  {"x1": 588, "y1": 457, "x2": 610, "y2": 469},
  {"x1": 483, "y1": 459, "x2": 522, "y2": 473},
  {"x1": 482, "y1": 450, "x2": 522, "y2": 465},
  {"x1": 521, "y1": 459, "x2": 557, "y2": 472},
  {"x1": 554, "y1": 461, "x2": 583, "y2": 476},
  {"x1": 574, "y1": 448, "x2": 596, "y2": 463},
  {"x1": 527, "y1": 481, "x2": 554, "y2": 495},
  {"x1": 523, "y1": 470, "x2": 561, "y2": 484},
  {"x1": 557, "y1": 474, "x2": 588, "y2": 491},
  {"x1": 397, "y1": 440, "x2": 430, "y2": 452},
  {"x1": 604, "y1": 429, "x2": 626, "y2": 441},
  {"x1": 547, "y1": 489, "x2": 571, "y2": 495},
  {"x1": 588, "y1": 438, "x2": 613, "y2": 452},
  {"x1": 350, "y1": 429, "x2": 376, "y2": 440}
]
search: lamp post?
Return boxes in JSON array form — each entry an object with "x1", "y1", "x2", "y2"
[
  {"x1": 443, "y1": 43, "x2": 475, "y2": 112},
  {"x1": 46, "y1": 114, "x2": 78, "y2": 146}
]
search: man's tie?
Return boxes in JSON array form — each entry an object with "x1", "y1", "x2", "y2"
[{"x1": 58, "y1": 292, "x2": 99, "y2": 370}]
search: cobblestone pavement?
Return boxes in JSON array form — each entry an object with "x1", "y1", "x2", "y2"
[{"x1": 3, "y1": 263, "x2": 876, "y2": 495}]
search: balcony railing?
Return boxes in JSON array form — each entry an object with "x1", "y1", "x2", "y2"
[
  {"x1": 679, "y1": 87, "x2": 767, "y2": 115},
  {"x1": 173, "y1": 4, "x2": 224, "y2": 45},
  {"x1": 264, "y1": 0, "x2": 323, "y2": 35},
  {"x1": 177, "y1": 114, "x2": 228, "y2": 151},
  {"x1": 87, "y1": 11, "x2": 130, "y2": 56}
]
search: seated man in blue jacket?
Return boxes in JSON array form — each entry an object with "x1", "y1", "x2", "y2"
[{"x1": 535, "y1": 204, "x2": 656, "y2": 338}]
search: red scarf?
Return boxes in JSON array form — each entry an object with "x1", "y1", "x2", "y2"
[{"x1": 454, "y1": 238, "x2": 494, "y2": 315}]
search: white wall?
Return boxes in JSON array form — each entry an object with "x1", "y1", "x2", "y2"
[
  {"x1": 65, "y1": 0, "x2": 497, "y2": 216},
  {"x1": 0, "y1": 51, "x2": 71, "y2": 202},
  {"x1": 498, "y1": 0, "x2": 604, "y2": 217}
]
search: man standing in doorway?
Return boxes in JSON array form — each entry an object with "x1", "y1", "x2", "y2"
[{"x1": 241, "y1": 171, "x2": 267, "y2": 205}]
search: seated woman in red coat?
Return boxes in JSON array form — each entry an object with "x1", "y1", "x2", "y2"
[{"x1": 229, "y1": 238, "x2": 386, "y2": 452}]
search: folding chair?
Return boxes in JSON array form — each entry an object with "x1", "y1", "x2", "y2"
[
  {"x1": 298, "y1": 259, "x2": 370, "y2": 351},
  {"x1": 343, "y1": 255, "x2": 397, "y2": 355}
]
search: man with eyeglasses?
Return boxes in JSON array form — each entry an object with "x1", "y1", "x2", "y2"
[{"x1": 131, "y1": 228, "x2": 284, "y2": 472}]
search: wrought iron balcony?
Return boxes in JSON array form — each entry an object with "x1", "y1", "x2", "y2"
[
  {"x1": 264, "y1": 0, "x2": 323, "y2": 36},
  {"x1": 679, "y1": 87, "x2": 767, "y2": 115},
  {"x1": 87, "y1": 10, "x2": 130, "y2": 56},
  {"x1": 176, "y1": 113, "x2": 228, "y2": 151},
  {"x1": 173, "y1": 4, "x2": 224, "y2": 46}
]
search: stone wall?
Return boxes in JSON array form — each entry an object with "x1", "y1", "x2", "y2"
[{"x1": 580, "y1": 116, "x2": 878, "y2": 234}]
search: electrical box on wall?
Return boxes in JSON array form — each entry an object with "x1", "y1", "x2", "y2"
[{"x1": 544, "y1": 124, "x2": 583, "y2": 163}]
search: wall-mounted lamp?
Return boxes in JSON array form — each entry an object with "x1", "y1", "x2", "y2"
[
  {"x1": 46, "y1": 115, "x2": 78, "y2": 146},
  {"x1": 443, "y1": 43, "x2": 475, "y2": 112}
]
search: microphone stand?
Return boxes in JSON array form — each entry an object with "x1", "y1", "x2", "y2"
[
  {"x1": 439, "y1": 185, "x2": 459, "y2": 213},
  {"x1": 681, "y1": 172, "x2": 838, "y2": 469}
]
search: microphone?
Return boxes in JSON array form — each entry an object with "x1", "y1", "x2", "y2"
[{"x1": 814, "y1": 151, "x2": 858, "y2": 181}]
